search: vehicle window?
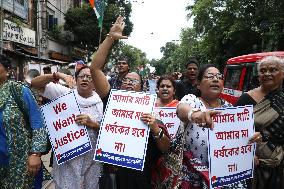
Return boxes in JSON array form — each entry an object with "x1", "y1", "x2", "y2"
[
  {"x1": 224, "y1": 67, "x2": 242, "y2": 89},
  {"x1": 243, "y1": 65, "x2": 259, "y2": 92}
]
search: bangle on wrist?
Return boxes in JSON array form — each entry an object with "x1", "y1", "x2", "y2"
[
  {"x1": 28, "y1": 152, "x2": 41, "y2": 157},
  {"x1": 187, "y1": 108, "x2": 200, "y2": 122},
  {"x1": 153, "y1": 128, "x2": 164, "y2": 140}
]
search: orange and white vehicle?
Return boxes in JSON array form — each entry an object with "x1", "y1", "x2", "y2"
[{"x1": 220, "y1": 51, "x2": 284, "y2": 105}]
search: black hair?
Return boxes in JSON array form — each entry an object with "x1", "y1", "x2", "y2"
[
  {"x1": 196, "y1": 64, "x2": 219, "y2": 96},
  {"x1": 186, "y1": 58, "x2": 198, "y2": 68},
  {"x1": 156, "y1": 75, "x2": 176, "y2": 90},
  {"x1": 197, "y1": 64, "x2": 219, "y2": 82},
  {"x1": 0, "y1": 54, "x2": 11, "y2": 70},
  {"x1": 75, "y1": 65, "x2": 90, "y2": 80},
  {"x1": 43, "y1": 66, "x2": 51, "y2": 72},
  {"x1": 118, "y1": 56, "x2": 130, "y2": 66}
]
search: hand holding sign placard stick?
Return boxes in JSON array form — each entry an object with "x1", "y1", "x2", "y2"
[
  {"x1": 94, "y1": 90, "x2": 158, "y2": 171},
  {"x1": 41, "y1": 91, "x2": 92, "y2": 165}
]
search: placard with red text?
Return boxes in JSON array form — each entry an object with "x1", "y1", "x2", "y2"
[
  {"x1": 208, "y1": 105, "x2": 255, "y2": 188},
  {"x1": 154, "y1": 107, "x2": 180, "y2": 139},
  {"x1": 41, "y1": 91, "x2": 91, "y2": 165},
  {"x1": 94, "y1": 90, "x2": 157, "y2": 171}
]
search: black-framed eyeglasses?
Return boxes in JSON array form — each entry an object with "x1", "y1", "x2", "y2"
[
  {"x1": 203, "y1": 73, "x2": 223, "y2": 80},
  {"x1": 122, "y1": 77, "x2": 141, "y2": 85},
  {"x1": 77, "y1": 74, "x2": 92, "y2": 82}
]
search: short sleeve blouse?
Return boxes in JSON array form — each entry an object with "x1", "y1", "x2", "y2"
[{"x1": 180, "y1": 94, "x2": 231, "y2": 164}]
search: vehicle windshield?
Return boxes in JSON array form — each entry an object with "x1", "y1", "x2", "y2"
[{"x1": 224, "y1": 66, "x2": 242, "y2": 90}]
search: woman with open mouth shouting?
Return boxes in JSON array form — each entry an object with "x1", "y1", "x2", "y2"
[{"x1": 155, "y1": 75, "x2": 179, "y2": 108}]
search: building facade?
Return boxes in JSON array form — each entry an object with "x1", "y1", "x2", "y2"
[{"x1": 0, "y1": 0, "x2": 86, "y2": 81}]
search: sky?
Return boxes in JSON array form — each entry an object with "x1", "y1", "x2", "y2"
[{"x1": 126, "y1": 0, "x2": 193, "y2": 60}]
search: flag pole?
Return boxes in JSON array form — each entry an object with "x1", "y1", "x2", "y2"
[{"x1": 98, "y1": 0, "x2": 105, "y2": 44}]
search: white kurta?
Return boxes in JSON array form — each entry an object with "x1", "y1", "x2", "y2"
[{"x1": 43, "y1": 83, "x2": 103, "y2": 189}]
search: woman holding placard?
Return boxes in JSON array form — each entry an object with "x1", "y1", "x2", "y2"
[
  {"x1": 90, "y1": 16, "x2": 171, "y2": 189},
  {"x1": 175, "y1": 64, "x2": 247, "y2": 189},
  {"x1": 31, "y1": 66, "x2": 103, "y2": 189}
]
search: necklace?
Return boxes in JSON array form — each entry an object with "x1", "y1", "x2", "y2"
[{"x1": 201, "y1": 98, "x2": 221, "y2": 108}]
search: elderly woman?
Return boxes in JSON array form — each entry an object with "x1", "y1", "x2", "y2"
[
  {"x1": 176, "y1": 64, "x2": 247, "y2": 189},
  {"x1": 31, "y1": 66, "x2": 103, "y2": 189},
  {"x1": 0, "y1": 55, "x2": 48, "y2": 188},
  {"x1": 90, "y1": 16, "x2": 170, "y2": 189},
  {"x1": 235, "y1": 56, "x2": 284, "y2": 189}
]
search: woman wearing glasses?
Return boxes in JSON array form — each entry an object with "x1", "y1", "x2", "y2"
[
  {"x1": 31, "y1": 66, "x2": 103, "y2": 189},
  {"x1": 235, "y1": 56, "x2": 284, "y2": 189},
  {"x1": 176, "y1": 64, "x2": 247, "y2": 189},
  {"x1": 90, "y1": 16, "x2": 170, "y2": 189}
]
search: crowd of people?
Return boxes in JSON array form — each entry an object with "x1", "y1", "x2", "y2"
[{"x1": 0, "y1": 16, "x2": 284, "y2": 189}]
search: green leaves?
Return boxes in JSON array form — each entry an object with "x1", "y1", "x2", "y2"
[
  {"x1": 64, "y1": 1, "x2": 133, "y2": 51},
  {"x1": 155, "y1": 0, "x2": 284, "y2": 75}
]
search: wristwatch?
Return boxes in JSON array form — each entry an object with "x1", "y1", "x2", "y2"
[{"x1": 188, "y1": 108, "x2": 200, "y2": 122}]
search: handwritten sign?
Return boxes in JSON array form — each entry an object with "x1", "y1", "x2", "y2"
[
  {"x1": 208, "y1": 105, "x2": 255, "y2": 188},
  {"x1": 94, "y1": 90, "x2": 157, "y2": 171},
  {"x1": 41, "y1": 91, "x2": 92, "y2": 165},
  {"x1": 154, "y1": 107, "x2": 180, "y2": 139}
]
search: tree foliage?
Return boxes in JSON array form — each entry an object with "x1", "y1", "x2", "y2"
[
  {"x1": 154, "y1": 0, "x2": 284, "y2": 74},
  {"x1": 64, "y1": 0, "x2": 133, "y2": 51}
]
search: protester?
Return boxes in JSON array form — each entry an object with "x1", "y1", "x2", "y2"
[
  {"x1": 31, "y1": 67, "x2": 103, "y2": 189},
  {"x1": 155, "y1": 75, "x2": 178, "y2": 107},
  {"x1": 146, "y1": 73, "x2": 158, "y2": 94},
  {"x1": 0, "y1": 55, "x2": 48, "y2": 188},
  {"x1": 109, "y1": 55, "x2": 130, "y2": 89},
  {"x1": 43, "y1": 66, "x2": 52, "y2": 74},
  {"x1": 151, "y1": 75, "x2": 179, "y2": 188},
  {"x1": 235, "y1": 56, "x2": 284, "y2": 189},
  {"x1": 176, "y1": 64, "x2": 247, "y2": 189},
  {"x1": 90, "y1": 16, "x2": 170, "y2": 189},
  {"x1": 175, "y1": 59, "x2": 199, "y2": 100}
]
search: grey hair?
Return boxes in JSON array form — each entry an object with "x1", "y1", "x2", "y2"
[{"x1": 257, "y1": 56, "x2": 284, "y2": 72}]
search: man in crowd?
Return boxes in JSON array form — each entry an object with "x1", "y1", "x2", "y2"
[
  {"x1": 175, "y1": 59, "x2": 199, "y2": 100},
  {"x1": 43, "y1": 66, "x2": 52, "y2": 75},
  {"x1": 109, "y1": 56, "x2": 130, "y2": 89}
]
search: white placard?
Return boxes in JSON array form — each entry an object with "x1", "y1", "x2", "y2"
[
  {"x1": 41, "y1": 91, "x2": 92, "y2": 165},
  {"x1": 208, "y1": 105, "x2": 255, "y2": 188},
  {"x1": 154, "y1": 107, "x2": 180, "y2": 139},
  {"x1": 94, "y1": 90, "x2": 157, "y2": 171}
]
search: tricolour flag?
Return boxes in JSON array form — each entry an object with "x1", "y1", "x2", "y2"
[{"x1": 89, "y1": 0, "x2": 105, "y2": 28}]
